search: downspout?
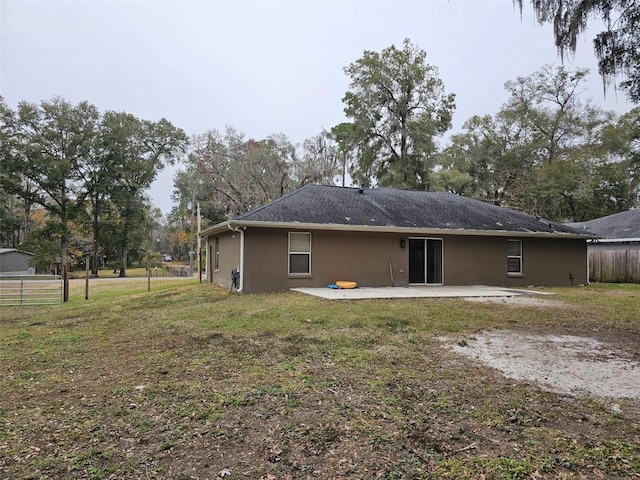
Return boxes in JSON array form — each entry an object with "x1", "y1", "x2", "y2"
[
  {"x1": 586, "y1": 239, "x2": 591, "y2": 285},
  {"x1": 228, "y1": 224, "x2": 245, "y2": 293}
]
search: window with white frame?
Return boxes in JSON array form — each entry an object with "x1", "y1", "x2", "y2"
[
  {"x1": 507, "y1": 239, "x2": 522, "y2": 274},
  {"x1": 289, "y1": 232, "x2": 311, "y2": 275}
]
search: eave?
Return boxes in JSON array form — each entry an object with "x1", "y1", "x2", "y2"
[
  {"x1": 201, "y1": 220, "x2": 598, "y2": 240},
  {"x1": 589, "y1": 237, "x2": 640, "y2": 244}
]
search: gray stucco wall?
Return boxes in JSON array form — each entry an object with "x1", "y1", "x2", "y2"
[{"x1": 206, "y1": 228, "x2": 588, "y2": 293}]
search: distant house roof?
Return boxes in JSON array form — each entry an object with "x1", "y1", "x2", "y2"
[
  {"x1": 566, "y1": 209, "x2": 640, "y2": 241},
  {"x1": 203, "y1": 185, "x2": 593, "y2": 239},
  {"x1": 0, "y1": 248, "x2": 33, "y2": 256}
]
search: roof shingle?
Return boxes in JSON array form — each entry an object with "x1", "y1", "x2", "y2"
[
  {"x1": 232, "y1": 185, "x2": 588, "y2": 236},
  {"x1": 566, "y1": 209, "x2": 640, "y2": 239}
]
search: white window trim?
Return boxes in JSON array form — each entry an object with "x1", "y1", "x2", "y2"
[
  {"x1": 288, "y1": 232, "x2": 312, "y2": 276},
  {"x1": 507, "y1": 239, "x2": 523, "y2": 276}
]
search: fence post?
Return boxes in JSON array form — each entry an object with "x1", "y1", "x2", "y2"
[{"x1": 85, "y1": 256, "x2": 90, "y2": 300}]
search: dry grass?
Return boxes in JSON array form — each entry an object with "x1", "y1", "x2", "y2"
[{"x1": 1, "y1": 281, "x2": 639, "y2": 479}]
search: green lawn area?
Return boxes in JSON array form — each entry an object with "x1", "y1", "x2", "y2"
[
  {"x1": 68, "y1": 265, "x2": 192, "y2": 279},
  {"x1": 1, "y1": 281, "x2": 639, "y2": 479}
]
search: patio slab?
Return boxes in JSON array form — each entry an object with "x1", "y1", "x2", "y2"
[{"x1": 291, "y1": 285, "x2": 551, "y2": 300}]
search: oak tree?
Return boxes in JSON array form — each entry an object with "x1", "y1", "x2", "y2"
[
  {"x1": 341, "y1": 38, "x2": 455, "y2": 188},
  {"x1": 515, "y1": 0, "x2": 640, "y2": 102}
]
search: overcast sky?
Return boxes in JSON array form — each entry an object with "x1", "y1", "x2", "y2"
[{"x1": 1, "y1": 0, "x2": 634, "y2": 214}]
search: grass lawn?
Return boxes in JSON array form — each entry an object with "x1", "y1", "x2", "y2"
[
  {"x1": 1, "y1": 281, "x2": 639, "y2": 479},
  {"x1": 68, "y1": 266, "x2": 191, "y2": 279}
]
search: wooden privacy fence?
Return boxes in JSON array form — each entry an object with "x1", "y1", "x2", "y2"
[
  {"x1": 589, "y1": 250, "x2": 640, "y2": 283},
  {"x1": 0, "y1": 275, "x2": 63, "y2": 306}
]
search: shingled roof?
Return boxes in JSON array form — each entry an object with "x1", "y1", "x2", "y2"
[
  {"x1": 204, "y1": 185, "x2": 593, "y2": 238},
  {"x1": 566, "y1": 209, "x2": 640, "y2": 239}
]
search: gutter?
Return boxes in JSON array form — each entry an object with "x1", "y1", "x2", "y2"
[
  {"x1": 589, "y1": 237, "x2": 640, "y2": 244},
  {"x1": 227, "y1": 223, "x2": 244, "y2": 293},
  {"x1": 202, "y1": 220, "x2": 597, "y2": 240}
]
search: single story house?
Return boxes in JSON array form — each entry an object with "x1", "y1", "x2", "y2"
[
  {"x1": 0, "y1": 248, "x2": 34, "y2": 274},
  {"x1": 566, "y1": 209, "x2": 640, "y2": 283},
  {"x1": 201, "y1": 185, "x2": 595, "y2": 293}
]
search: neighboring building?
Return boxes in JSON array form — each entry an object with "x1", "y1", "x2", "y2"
[
  {"x1": 567, "y1": 209, "x2": 640, "y2": 283},
  {"x1": 0, "y1": 248, "x2": 34, "y2": 274},
  {"x1": 201, "y1": 185, "x2": 595, "y2": 294}
]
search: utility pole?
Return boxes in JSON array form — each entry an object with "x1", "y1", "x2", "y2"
[{"x1": 197, "y1": 202, "x2": 202, "y2": 283}]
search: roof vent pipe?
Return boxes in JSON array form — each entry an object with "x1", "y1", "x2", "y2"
[{"x1": 358, "y1": 187, "x2": 364, "y2": 194}]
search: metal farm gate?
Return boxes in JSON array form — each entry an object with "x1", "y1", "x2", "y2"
[{"x1": 0, "y1": 275, "x2": 63, "y2": 306}]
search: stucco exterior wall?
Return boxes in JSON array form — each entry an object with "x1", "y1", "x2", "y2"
[
  {"x1": 209, "y1": 231, "x2": 241, "y2": 290},
  {"x1": 206, "y1": 227, "x2": 588, "y2": 293},
  {"x1": 444, "y1": 236, "x2": 587, "y2": 287},
  {"x1": 243, "y1": 229, "x2": 408, "y2": 293}
]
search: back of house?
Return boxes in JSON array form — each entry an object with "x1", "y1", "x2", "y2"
[{"x1": 202, "y1": 185, "x2": 594, "y2": 293}]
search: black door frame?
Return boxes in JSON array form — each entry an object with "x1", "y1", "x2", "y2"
[{"x1": 408, "y1": 237, "x2": 443, "y2": 285}]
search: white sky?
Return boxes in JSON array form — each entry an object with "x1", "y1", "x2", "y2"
[{"x1": 1, "y1": 0, "x2": 634, "y2": 213}]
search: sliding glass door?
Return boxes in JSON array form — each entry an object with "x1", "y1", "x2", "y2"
[{"x1": 408, "y1": 238, "x2": 443, "y2": 284}]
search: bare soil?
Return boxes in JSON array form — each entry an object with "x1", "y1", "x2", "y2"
[
  {"x1": 440, "y1": 330, "x2": 640, "y2": 400},
  {"x1": 444, "y1": 295, "x2": 640, "y2": 401}
]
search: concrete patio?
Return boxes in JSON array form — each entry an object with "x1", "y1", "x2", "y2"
[{"x1": 291, "y1": 285, "x2": 552, "y2": 300}]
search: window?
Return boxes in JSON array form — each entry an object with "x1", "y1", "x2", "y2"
[
  {"x1": 507, "y1": 240, "x2": 522, "y2": 275},
  {"x1": 289, "y1": 232, "x2": 311, "y2": 275},
  {"x1": 214, "y1": 236, "x2": 220, "y2": 271}
]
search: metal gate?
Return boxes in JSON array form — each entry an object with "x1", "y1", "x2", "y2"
[{"x1": 0, "y1": 275, "x2": 63, "y2": 306}]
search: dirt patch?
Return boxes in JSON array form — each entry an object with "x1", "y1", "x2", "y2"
[
  {"x1": 463, "y1": 295, "x2": 573, "y2": 309},
  {"x1": 440, "y1": 330, "x2": 640, "y2": 399}
]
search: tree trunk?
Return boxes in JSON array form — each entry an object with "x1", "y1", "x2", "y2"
[
  {"x1": 22, "y1": 200, "x2": 31, "y2": 244},
  {"x1": 120, "y1": 242, "x2": 128, "y2": 277}
]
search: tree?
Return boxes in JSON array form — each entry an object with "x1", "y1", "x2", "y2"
[
  {"x1": 515, "y1": 0, "x2": 640, "y2": 103},
  {"x1": 100, "y1": 112, "x2": 187, "y2": 276},
  {"x1": 501, "y1": 65, "x2": 618, "y2": 219},
  {"x1": 18, "y1": 224, "x2": 61, "y2": 273},
  {"x1": 340, "y1": 38, "x2": 455, "y2": 188},
  {"x1": 440, "y1": 65, "x2": 628, "y2": 221},
  {"x1": 293, "y1": 131, "x2": 342, "y2": 186},
  {"x1": 0, "y1": 98, "x2": 20, "y2": 246},
  {"x1": 598, "y1": 106, "x2": 640, "y2": 208},
  {"x1": 188, "y1": 127, "x2": 296, "y2": 217},
  {"x1": 0, "y1": 191, "x2": 22, "y2": 247},
  {"x1": 1, "y1": 96, "x2": 188, "y2": 282},
  {"x1": 0, "y1": 97, "x2": 40, "y2": 247},
  {"x1": 437, "y1": 114, "x2": 533, "y2": 204},
  {"x1": 330, "y1": 122, "x2": 358, "y2": 187},
  {"x1": 502, "y1": 65, "x2": 597, "y2": 165},
  {"x1": 170, "y1": 166, "x2": 218, "y2": 262},
  {"x1": 5, "y1": 97, "x2": 99, "y2": 298},
  {"x1": 80, "y1": 114, "x2": 119, "y2": 274}
]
